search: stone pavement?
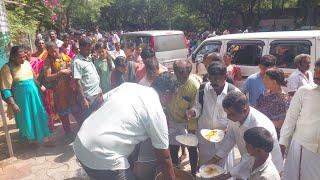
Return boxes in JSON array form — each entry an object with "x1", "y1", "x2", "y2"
[
  {"x1": 0, "y1": 118, "x2": 240, "y2": 180},
  {"x1": 0, "y1": 121, "x2": 89, "y2": 180}
]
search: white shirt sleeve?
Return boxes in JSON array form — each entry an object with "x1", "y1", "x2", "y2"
[
  {"x1": 216, "y1": 122, "x2": 237, "y2": 158},
  {"x1": 279, "y1": 88, "x2": 303, "y2": 147},
  {"x1": 72, "y1": 60, "x2": 82, "y2": 80},
  {"x1": 191, "y1": 89, "x2": 202, "y2": 118},
  {"x1": 230, "y1": 153, "x2": 254, "y2": 179},
  {"x1": 286, "y1": 74, "x2": 299, "y2": 93},
  {"x1": 144, "y1": 102, "x2": 169, "y2": 150}
]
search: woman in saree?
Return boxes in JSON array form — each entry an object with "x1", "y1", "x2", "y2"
[
  {"x1": 44, "y1": 42, "x2": 75, "y2": 134},
  {"x1": 30, "y1": 41, "x2": 57, "y2": 132},
  {"x1": 60, "y1": 33, "x2": 76, "y2": 59},
  {"x1": 31, "y1": 38, "x2": 48, "y2": 60},
  {"x1": 0, "y1": 46, "x2": 53, "y2": 146}
]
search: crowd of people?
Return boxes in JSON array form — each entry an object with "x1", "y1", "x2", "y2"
[{"x1": 0, "y1": 28, "x2": 319, "y2": 180}]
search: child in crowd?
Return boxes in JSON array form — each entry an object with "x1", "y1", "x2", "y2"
[
  {"x1": 94, "y1": 42, "x2": 114, "y2": 93},
  {"x1": 244, "y1": 127, "x2": 281, "y2": 180},
  {"x1": 111, "y1": 56, "x2": 137, "y2": 89}
]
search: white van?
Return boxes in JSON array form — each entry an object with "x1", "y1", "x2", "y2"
[
  {"x1": 190, "y1": 30, "x2": 320, "y2": 77},
  {"x1": 121, "y1": 30, "x2": 189, "y2": 68}
]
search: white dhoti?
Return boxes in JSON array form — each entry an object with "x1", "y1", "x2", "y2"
[{"x1": 283, "y1": 140, "x2": 320, "y2": 180}]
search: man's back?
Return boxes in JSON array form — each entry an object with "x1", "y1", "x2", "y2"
[{"x1": 74, "y1": 83, "x2": 168, "y2": 170}]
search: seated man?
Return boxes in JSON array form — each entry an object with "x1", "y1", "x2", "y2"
[{"x1": 73, "y1": 72, "x2": 177, "y2": 180}]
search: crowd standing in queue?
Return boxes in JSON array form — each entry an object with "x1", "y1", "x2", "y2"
[{"x1": 0, "y1": 28, "x2": 319, "y2": 180}]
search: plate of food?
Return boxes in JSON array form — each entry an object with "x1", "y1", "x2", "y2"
[
  {"x1": 199, "y1": 164, "x2": 225, "y2": 178},
  {"x1": 200, "y1": 129, "x2": 225, "y2": 142},
  {"x1": 175, "y1": 133, "x2": 198, "y2": 147}
]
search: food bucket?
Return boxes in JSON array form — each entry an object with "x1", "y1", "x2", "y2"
[{"x1": 154, "y1": 168, "x2": 195, "y2": 180}]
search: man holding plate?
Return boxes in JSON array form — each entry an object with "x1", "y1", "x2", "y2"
[
  {"x1": 166, "y1": 59, "x2": 200, "y2": 176},
  {"x1": 204, "y1": 91, "x2": 283, "y2": 179},
  {"x1": 186, "y1": 61, "x2": 239, "y2": 167}
]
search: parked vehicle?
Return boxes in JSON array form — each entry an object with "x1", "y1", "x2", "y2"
[
  {"x1": 121, "y1": 30, "x2": 189, "y2": 70},
  {"x1": 190, "y1": 30, "x2": 320, "y2": 77}
]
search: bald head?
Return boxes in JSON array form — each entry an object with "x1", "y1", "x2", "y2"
[
  {"x1": 173, "y1": 59, "x2": 192, "y2": 85},
  {"x1": 173, "y1": 59, "x2": 192, "y2": 73}
]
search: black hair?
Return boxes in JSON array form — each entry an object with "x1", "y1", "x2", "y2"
[
  {"x1": 151, "y1": 71, "x2": 178, "y2": 94},
  {"x1": 207, "y1": 61, "x2": 227, "y2": 76},
  {"x1": 222, "y1": 91, "x2": 248, "y2": 113},
  {"x1": 265, "y1": 68, "x2": 287, "y2": 86},
  {"x1": 48, "y1": 29, "x2": 56, "y2": 35},
  {"x1": 260, "y1": 55, "x2": 276, "y2": 68},
  {"x1": 224, "y1": 52, "x2": 233, "y2": 58},
  {"x1": 173, "y1": 59, "x2": 192, "y2": 74},
  {"x1": 95, "y1": 41, "x2": 107, "y2": 50},
  {"x1": 34, "y1": 38, "x2": 45, "y2": 46},
  {"x1": 207, "y1": 52, "x2": 223, "y2": 62},
  {"x1": 22, "y1": 45, "x2": 31, "y2": 51},
  {"x1": 141, "y1": 48, "x2": 155, "y2": 60},
  {"x1": 315, "y1": 59, "x2": 320, "y2": 67},
  {"x1": 9, "y1": 45, "x2": 25, "y2": 62},
  {"x1": 62, "y1": 33, "x2": 70, "y2": 40},
  {"x1": 145, "y1": 57, "x2": 159, "y2": 75},
  {"x1": 79, "y1": 37, "x2": 92, "y2": 48},
  {"x1": 244, "y1": 127, "x2": 274, "y2": 153},
  {"x1": 114, "y1": 56, "x2": 127, "y2": 68}
]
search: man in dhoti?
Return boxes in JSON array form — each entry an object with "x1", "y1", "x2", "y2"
[{"x1": 279, "y1": 59, "x2": 320, "y2": 180}]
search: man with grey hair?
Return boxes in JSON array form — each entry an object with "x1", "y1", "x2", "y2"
[
  {"x1": 280, "y1": 59, "x2": 320, "y2": 180},
  {"x1": 166, "y1": 59, "x2": 200, "y2": 176},
  {"x1": 287, "y1": 54, "x2": 313, "y2": 96}
]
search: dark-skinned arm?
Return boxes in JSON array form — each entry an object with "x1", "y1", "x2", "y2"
[
  {"x1": 155, "y1": 148, "x2": 175, "y2": 180},
  {"x1": 75, "y1": 79, "x2": 89, "y2": 108},
  {"x1": 4, "y1": 96, "x2": 20, "y2": 113}
]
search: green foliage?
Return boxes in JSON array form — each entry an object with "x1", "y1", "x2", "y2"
[
  {"x1": 4, "y1": 0, "x2": 320, "y2": 41},
  {"x1": 6, "y1": 5, "x2": 38, "y2": 45}
]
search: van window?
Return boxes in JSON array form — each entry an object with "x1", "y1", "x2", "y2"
[
  {"x1": 121, "y1": 35, "x2": 152, "y2": 49},
  {"x1": 269, "y1": 40, "x2": 311, "y2": 69},
  {"x1": 155, "y1": 34, "x2": 186, "y2": 52},
  {"x1": 227, "y1": 40, "x2": 265, "y2": 66},
  {"x1": 196, "y1": 41, "x2": 221, "y2": 56}
]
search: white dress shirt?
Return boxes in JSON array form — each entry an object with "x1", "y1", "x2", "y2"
[
  {"x1": 110, "y1": 49, "x2": 126, "y2": 59},
  {"x1": 287, "y1": 69, "x2": 313, "y2": 93},
  {"x1": 191, "y1": 82, "x2": 239, "y2": 164},
  {"x1": 192, "y1": 82, "x2": 239, "y2": 131},
  {"x1": 216, "y1": 107, "x2": 283, "y2": 177},
  {"x1": 51, "y1": 39, "x2": 64, "y2": 48},
  {"x1": 279, "y1": 84, "x2": 320, "y2": 154},
  {"x1": 73, "y1": 83, "x2": 168, "y2": 170}
]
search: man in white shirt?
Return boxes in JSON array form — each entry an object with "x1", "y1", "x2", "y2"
[
  {"x1": 205, "y1": 91, "x2": 283, "y2": 180},
  {"x1": 73, "y1": 72, "x2": 177, "y2": 180},
  {"x1": 286, "y1": 54, "x2": 313, "y2": 96},
  {"x1": 48, "y1": 30, "x2": 63, "y2": 48},
  {"x1": 110, "y1": 42, "x2": 126, "y2": 59},
  {"x1": 279, "y1": 59, "x2": 320, "y2": 180},
  {"x1": 186, "y1": 61, "x2": 238, "y2": 165}
]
